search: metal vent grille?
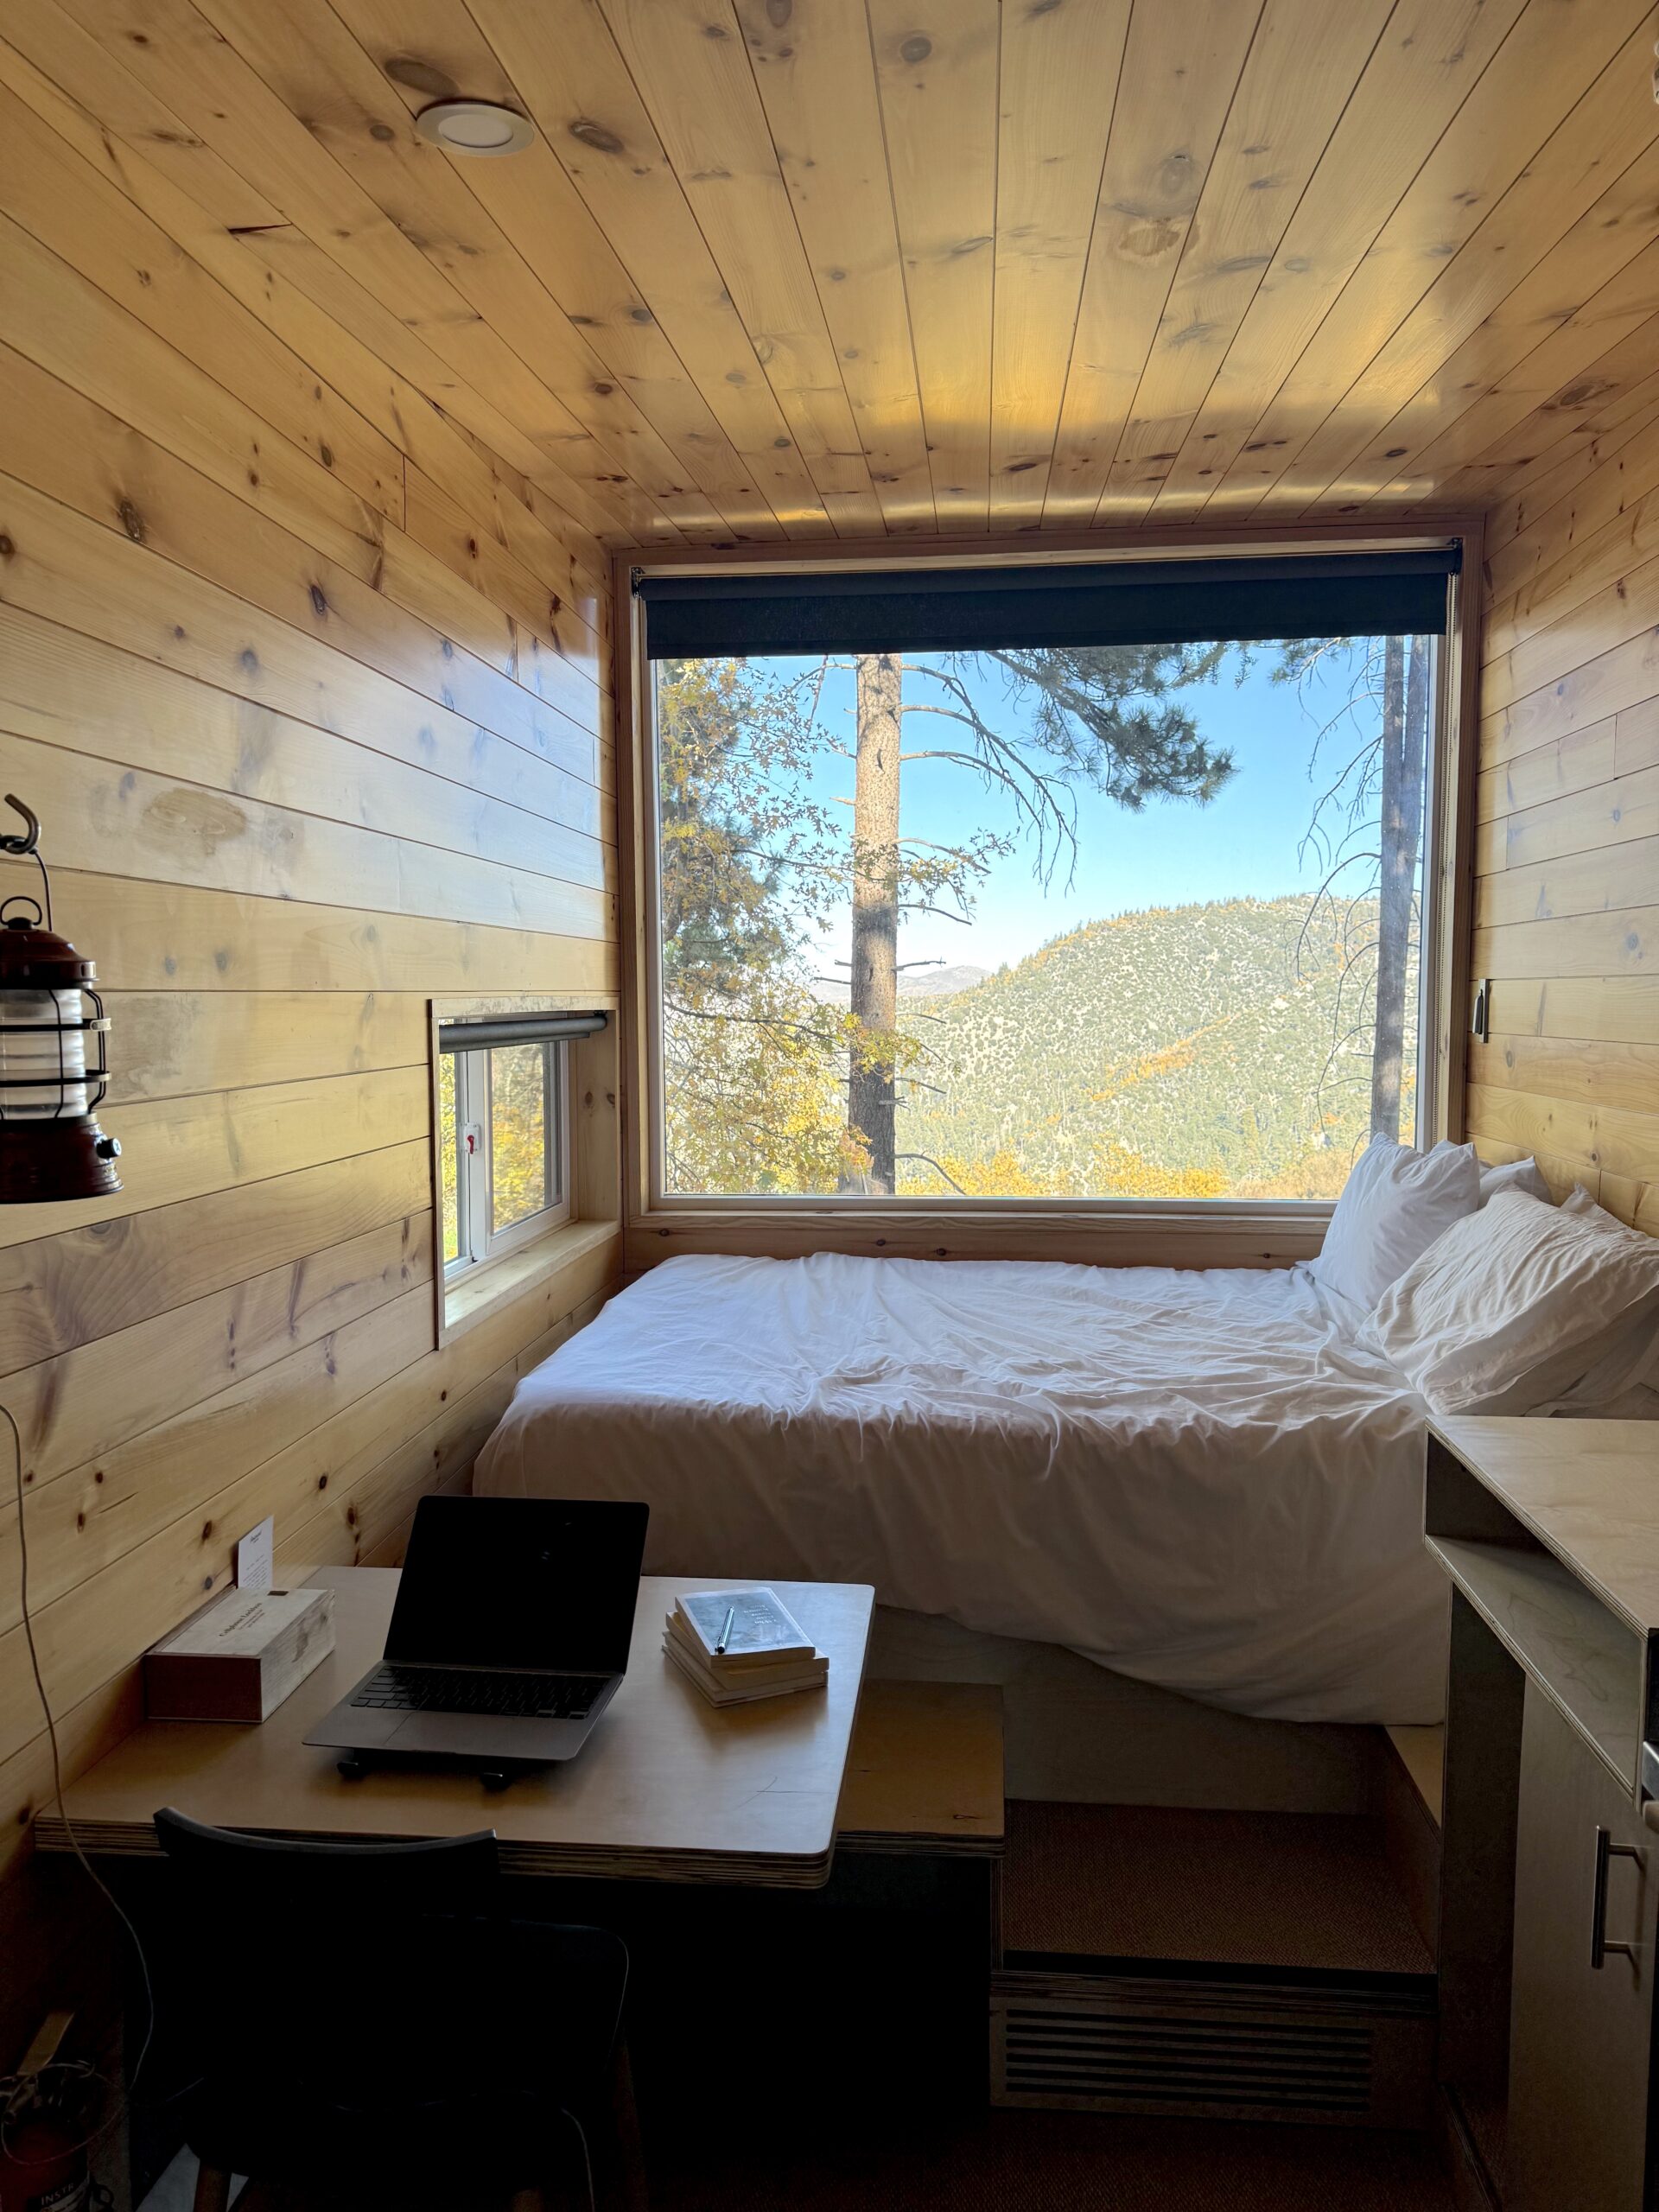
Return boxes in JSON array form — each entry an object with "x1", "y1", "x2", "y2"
[
  {"x1": 992, "y1": 1969, "x2": 1433, "y2": 2127},
  {"x1": 1001, "y1": 2003, "x2": 1373, "y2": 2114}
]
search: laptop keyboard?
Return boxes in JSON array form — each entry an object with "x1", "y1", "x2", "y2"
[{"x1": 350, "y1": 1665, "x2": 602, "y2": 1719}]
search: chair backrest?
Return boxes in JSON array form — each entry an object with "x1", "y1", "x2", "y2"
[
  {"x1": 150, "y1": 1808, "x2": 504, "y2": 2094},
  {"x1": 153, "y1": 1804, "x2": 500, "y2": 1910}
]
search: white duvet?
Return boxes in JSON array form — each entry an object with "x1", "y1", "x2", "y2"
[{"x1": 474, "y1": 1252, "x2": 1448, "y2": 1725}]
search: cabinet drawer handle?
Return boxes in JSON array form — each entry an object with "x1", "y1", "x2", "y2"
[{"x1": 1591, "y1": 1826, "x2": 1643, "y2": 1969}]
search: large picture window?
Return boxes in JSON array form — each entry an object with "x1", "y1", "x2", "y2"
[{"x1": 641, "y1": 554, "x2": 1454, "y2": 1206}]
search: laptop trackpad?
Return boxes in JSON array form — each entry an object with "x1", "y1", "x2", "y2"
[{"x1": 388, "y1": 1710, "x2": 572, "y2": 1758}]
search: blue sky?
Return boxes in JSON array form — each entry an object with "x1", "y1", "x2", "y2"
[{"x1": 747, "y1": 640, "x2": 1386, "y2": 977}]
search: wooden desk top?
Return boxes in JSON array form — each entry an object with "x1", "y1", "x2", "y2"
[
  {"x1": 1428, "y1": 1416, "x2": 1659, "y2": 1641},
  {"x1": 37, "y1": 1566, "x2": 874, "y2": 1889}
]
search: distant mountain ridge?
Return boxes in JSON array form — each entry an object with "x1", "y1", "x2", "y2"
[
  {"x1": 893, "y1": 893, "x2": 1386, "y2": 1199},
  {"x1": 898, "y1": 963, "x2": 989, "y2": 999}
]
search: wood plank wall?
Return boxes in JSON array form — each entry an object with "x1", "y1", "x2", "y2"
[
  {"x1": 1472, "y1": 413, "x2": 1659, "y2": 1230},
  {"x1": 0, "y1": 53, "x2": 622, "y2": 2069}
]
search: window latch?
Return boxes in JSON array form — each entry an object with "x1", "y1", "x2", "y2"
[{"x1": 462, "y1": 1121, "x2": 482, "y2": 1157}]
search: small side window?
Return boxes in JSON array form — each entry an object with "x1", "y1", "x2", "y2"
[
  {"x1": 488, "y1": 1041, "x2": 556, "y2": 1236},
  {"x1": 441, "y1": 1039, "x2": 569, "y2": 1282}
]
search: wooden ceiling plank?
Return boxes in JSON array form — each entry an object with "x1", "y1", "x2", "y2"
[
  {"x1": 1147, "y1": 0, "x2": 1522, "y2": 520},
  {"x1": 1203, "y1": 0, "x2": 1658, "y2": 520},
  {"x1": 0, "y1": 64, "x2": 401, "y2": 528},
  {"x1": 462, "y1": 0, "x2": 838, "y2": 538},
  {"x1": 732, "y1": 0, "x2": 936, "y2": 536},
  {"x1": 1351, "y1": 160, "x2": 1659, "y2": 508},
  {"x1": 9, "y1": 0, "x2": 1651, "y2": 550},
  {"x1": 1041, "y1": 0, "x2": 1261, "y2": 530},
  {"x1": 0, "y1": 0, "x2": 283, "y2": 229},
  {"x1": 46, "y1": 0, "x2": 662, "y2": 545},
  {"x1": 188, "y1": 0, "x2": 735, "y2": 540},
  {"x1": 593, "y1": 0, "x2": 881, "y2": 536},
  {"x1": 987, "y1": 0, "x2": 1128, "y2": 531},
  {"x1": 1251, "y1": 6, "x2": 1659, "y2": 518},
  {"x1": 866, "y1": 0, "x2": 1001, "y2": 534},
  {"x1": 1093, "y1": 0, "x2": 1395, "y2": 526},
  {"x1": 326, "y1": 0, "x2": 808, "y2": 543}
]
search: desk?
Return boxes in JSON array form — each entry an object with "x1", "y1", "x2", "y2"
[{"x1": 36, "y1": 1565, "x2": 875, "y2": 1890}]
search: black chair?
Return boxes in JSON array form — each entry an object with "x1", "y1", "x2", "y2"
[{"x1": 150, "y1": 1808, "x2": 647, "y2": 2212}]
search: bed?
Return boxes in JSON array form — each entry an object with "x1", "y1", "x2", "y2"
[{"x1": 474, "y1": 1250, "x2": 1447, "y2": 1726}]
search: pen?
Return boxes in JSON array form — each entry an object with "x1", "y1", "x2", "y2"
[{"x1": 716, "y1": 1605, "x2": 735, "y2": 1656}]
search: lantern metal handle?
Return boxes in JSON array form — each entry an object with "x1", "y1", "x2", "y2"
[{"x1": 0, "y1": 796, "x2": 51, "y2": 928}]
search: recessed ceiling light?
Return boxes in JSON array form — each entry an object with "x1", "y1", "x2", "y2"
[{"x1": 414, "y1": 99, "x2": 535, "y2": 156}]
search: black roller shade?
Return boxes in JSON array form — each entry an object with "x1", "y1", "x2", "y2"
[
  {"x1": 639, "y1": 550, "x2": 1458, "y2": 658},
  {"x1": 438, "y1": 1012, "x2": 607, "y2": 1053}
]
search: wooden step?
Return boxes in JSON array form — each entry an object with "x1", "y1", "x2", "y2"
[
  {"x1": 1002, "y1": 1802, "x2": 1433, "y2": 1979},
  {"x1": 836, "y1": 1681, "x2": 1004, "y2": 1857}
]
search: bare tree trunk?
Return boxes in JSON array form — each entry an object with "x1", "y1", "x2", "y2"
[
  {"x1": 844, "y1": 652, "x2": 901, "y2": 1193},
  {"x1": 1370, "y1": 633, "x2": 1427, "y2": 1141}
]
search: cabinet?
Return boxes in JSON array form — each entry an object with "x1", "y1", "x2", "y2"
[
  {"x1": 1508, "y1": 1689, "x2": 1656, "y2": 2211},
  {"x1": 1425, "y1": 1417, "x2": 1659, "y2": 2211}
]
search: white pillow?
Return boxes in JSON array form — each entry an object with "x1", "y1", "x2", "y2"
[
  {"x1": 1535, "y1": 1189, "x2": 1659, "y2": 1411},
  {"x1": 1561, "y1": 1185, "x2": 1624, "y2": 1233},
  {"x1": 1363, "y1": 1188, "x2": 1659, "y2": 1414},
  {"x1": 1312, "y1": 1135, "x2": 1481, "y2": 1311},
  {"x1": 1479, "y1": 1156, "x2": 1551, "y2": 1207}
]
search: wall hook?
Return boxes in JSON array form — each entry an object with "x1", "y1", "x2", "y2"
[{"x1": 0, "y1": 796, "x2": 41, "y2": 858}]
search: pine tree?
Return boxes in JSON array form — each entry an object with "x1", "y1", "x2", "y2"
[
  {"x1": 1275, "y1": 632, "x2": 1433, "y2": 1146},
  {"x1": 842, "y1": 644, "x2": 1235, "y2": 1192}
]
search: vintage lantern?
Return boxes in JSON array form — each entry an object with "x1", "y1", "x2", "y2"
[{"x1": 0, "y1": 796, "x2": 120, "y2": 1203}]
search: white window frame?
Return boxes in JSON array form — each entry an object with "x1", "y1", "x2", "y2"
[{"x1": 443, "y1": 1037, "x2": 571, "y2": 1284}]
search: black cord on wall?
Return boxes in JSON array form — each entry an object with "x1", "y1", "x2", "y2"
[{"x1": 2, "y1": 1402, "x2": 156, "y2": 2166}]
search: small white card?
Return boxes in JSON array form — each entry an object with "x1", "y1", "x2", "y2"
[{"x1": 235, "y1": 1516, "x2": 274, "y2": 1592}]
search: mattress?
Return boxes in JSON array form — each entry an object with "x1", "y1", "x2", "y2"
[{"x1": 474, "y1": 1251, "x2": 1448, "y2": 1725}]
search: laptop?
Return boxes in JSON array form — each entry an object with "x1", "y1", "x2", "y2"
[{"x1": 307, "y1": 1496, "x2": 649, "y2": 1765}]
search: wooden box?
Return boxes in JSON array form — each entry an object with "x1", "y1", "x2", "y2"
[{"x1": 144, "y1": 1586, "x2": 334, "y2": 1723}]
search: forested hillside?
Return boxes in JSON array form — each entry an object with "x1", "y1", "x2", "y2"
[{"x1": 894, "y1": 895, "x2": 1394, "y2": 1199}]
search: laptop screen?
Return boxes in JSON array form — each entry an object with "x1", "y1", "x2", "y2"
[{"x1": 385, "y1": 1497, "x2": 649, "y2": 1674}]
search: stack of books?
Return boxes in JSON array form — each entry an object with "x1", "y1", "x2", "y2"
[{"x1": 664, "y1": 1587, "x2": 829, "y2": 1707}]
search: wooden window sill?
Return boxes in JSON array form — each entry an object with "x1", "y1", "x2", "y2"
[{"x1": 441, "y1": 1217, "x2": 621, "y2": 1345}]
